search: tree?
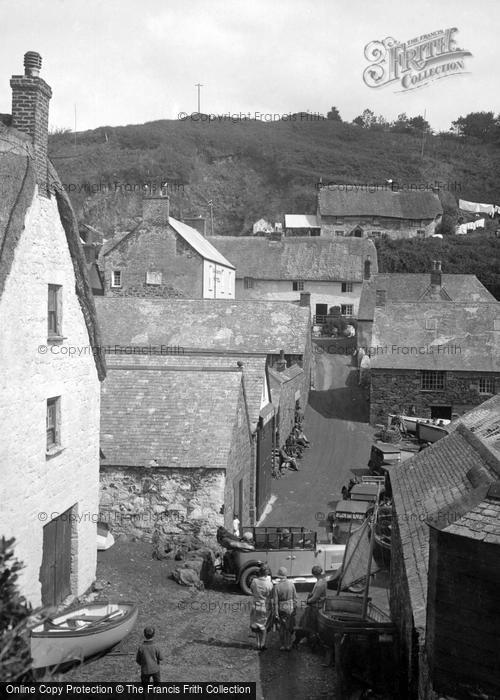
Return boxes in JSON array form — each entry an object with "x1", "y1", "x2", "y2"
[
  {"x1": 326, "y1": 106, "x2": 342, "y2": 122},
  {"x1": 451, "y1": 112, "x2": 499, "y2": 141},
  {"x1": 0, "y1": 537, "x2": 34, "y2": 682},
  {"x1": 352, "y1": 109, "x2": 376, "y2": 129},
  {"x1": 408, "y1": 115, "x2": 430, "y2": 133}
]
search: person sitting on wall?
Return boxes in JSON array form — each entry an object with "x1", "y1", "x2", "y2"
[
  {"x1": 292, "y1": 425, "x2": 310, "y2": 447},
  {"x1": 280, "y1": 447, "x2": 299, "y2": 472}
]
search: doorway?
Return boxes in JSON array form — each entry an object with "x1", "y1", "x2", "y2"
[
  {"x1": 430, "y1": 405, "x2": 452, "y2": 420},
  {"x1": 39, "y1": 507, "x2": 73, "y2": 606},
  {"x1": 315, "y1": 304, "x2": 328, "y2": 323}
]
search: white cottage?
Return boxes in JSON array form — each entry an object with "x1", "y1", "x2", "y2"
[{"x1": 0, "y1": 52, "x2": 106, "y2": 607}]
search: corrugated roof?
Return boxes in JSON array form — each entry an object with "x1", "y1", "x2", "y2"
[
  {"x1": 284, "y1": 214, "x2": 319, "y2": 228},
  {"x1": 95, "y1": 297, "x2": 310, "y2": 354},
  {"x1": 358, "y1": 273, "x2": 495, "y2": 320},
  {"x1": 390, "y1": 394, "x2": 500, "y2": 632},
  {"x1": 100, "y1": 368, "x2": 244, "y2": 468},
  {"x1": 318, "y1": 187, "x2": 443, "y2": 219},
  {"x1": 369, "y1": 302, "x2": 500, "y2": 371},
  {"x1": 207, "y1": 236, "x2": 377, "y2": 281}
]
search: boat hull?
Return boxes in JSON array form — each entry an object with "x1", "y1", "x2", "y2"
[
  {"x1": 30, "y1": 602, "x2": 138, "y2": 669},
  {"x1": 416, "y1": 421, "x2": 449, "y2": 443},
  {"x1": 318, "y1": 596, "x2": 394, "y2": 646}
]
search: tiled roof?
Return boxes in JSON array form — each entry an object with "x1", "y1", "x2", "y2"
[
  {"x1": 100, "y1": 367, "x2": 244, "y2": 468},
  {"x1": 105, "y1": 352, "x2": 269, "y2": 431},
  {"x1": 268, "y1": 364, "x2": 304, "y2": 408},
  {"x1": 445, "y1": 496, "x2": 500, "y2": 544},
  {"x1": 207, "y1": 236, "x2": 377, "y2": 281},
  {"x1": 101, "y1": 217, "x2": 234, "y2": 269},
  {"x1": 369, "y1": 302, "x2": 500, "y2": 371},
  {"x1": 390, "y1": 394, "x2": 500, "y2": 632},
  {"x1": 95, "y1": 298, "x2": 311, "y2": 354},
  {"x1": 284, "y1": 214, "x2": 319, "y2": 228},
  {"x1": 318, "y1": 187, "x2": 443, "y2": 219},
  {"x1": 358, "y1": 273, "x2": 496, "y2": 320}
]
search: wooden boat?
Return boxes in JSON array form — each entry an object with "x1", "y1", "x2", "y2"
[
  {"x1": 416, "y1": 420, "x2": 449, "y2": 444},
  {"x1": 30, "y1": 601, "x2": 138, "y2": 669},
  {"x1": 371, "y1": 503, "x2": 392, "y2": 565},
  {"x1": 388, "y1": 414, "x2": 450, "y2": 437}
]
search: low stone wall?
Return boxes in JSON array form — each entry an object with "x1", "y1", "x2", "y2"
[{"x1": 99, "y1": 465, "x2": 225, "y2": 548}]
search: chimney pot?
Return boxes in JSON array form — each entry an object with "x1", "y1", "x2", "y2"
[
  {"x1": 276, "y1": 349, "x2": 287, "y2": 372},
  {"x1": 24, "y1": 51, "x2": 42, "y2": 77}
]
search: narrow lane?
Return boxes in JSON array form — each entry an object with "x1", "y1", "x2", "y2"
[{"x1": 262, "y1": 347, "x2": 375, "y2": 540}]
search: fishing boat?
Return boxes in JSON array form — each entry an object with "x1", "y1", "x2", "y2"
[
  {"x1": 388, "y1": 414, "x2": 450, "y2": 437},
  {"x1": 318, "y1": 491, "x2": 395, "y2": 647},
  {"x1": 371, "y1": 502, "x2": 392, "y2": 565},
  {"x1": 30, "y1": 601, "x2": 138, "y2": 669}
]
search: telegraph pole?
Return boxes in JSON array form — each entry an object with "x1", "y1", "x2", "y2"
[{"x1": 195, "y1": 83, "x2": 203, "y2": 113}]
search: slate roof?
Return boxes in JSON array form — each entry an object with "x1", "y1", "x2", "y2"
[
  {"x1": 318, "y1": 187, "x2": 443, "y2": 219},
  {"x1": 100, "y1": 367, "x2": 244, "y2": 468},
  {"x1": 284, "y1": 214, "x2": 319, "y2": 229},
  {"x1": 95, "y1": 298, "x2": 311, "y2": 354},
  {"x1": 105, "y1": 352, "x2": 269, "y2": 431},
  {"x1": 207, "y1": 236, "x2": 377, "y2": 281},
  {"x1": 0, "y1": 124, "x2": 105, "y2": 380},
  {"x1": 358, "y1": 273, "x2": 496, "y2": 321},
  {"x1": 369, "y1": 302, "x2": 500, "y2": 371},
  {"x1": 101, "y1": 216, "x2": 234, "y2": 268},
  {"x1": 390, "y1": 394, "x2": 500, "y2": 632},
  {"x1": 268, "y1": 364, "x2": 304, "y2": 408}
]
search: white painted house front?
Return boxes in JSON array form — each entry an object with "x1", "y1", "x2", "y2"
[{"x1": 0, "y1": 53, "x2": 106, "y2": 607}]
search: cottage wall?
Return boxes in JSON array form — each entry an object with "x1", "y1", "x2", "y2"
[
  {"x1": 235, "y1": 279, "x2": 362, "y2": 316},
  {"x1": 103, "y1": 225, "x2": 203, "y2": 297},
  {"x1": 99, "y1": 466, "x2": 225, "y2": 547},
  {"x1": 369, "y1": 369, "x2": 499, "y2": 424},
  {"x1": 274, "y1": 370, "x2": 304, "y2": 444},
  {"x1": 0, "y1": 191, "x2": 100, "y2": 606},
  {"x1": 225, "y1": 385, "x2": 254, "y2": 529},
  {"x1": 320, "y1": 215, "x2": 436, "y2": 240}
]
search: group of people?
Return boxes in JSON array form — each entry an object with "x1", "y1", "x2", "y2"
[
  {"x1": 249, "y1": 564, "x2": 327, "y2": 652},
  {"x1": 272, "y1": 402, "x2": 311, "y2": 479}
]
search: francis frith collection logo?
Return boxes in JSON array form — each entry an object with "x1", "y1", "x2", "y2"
[{"x1": 363, "y1": 28, "x2": 472, "y2": 91}]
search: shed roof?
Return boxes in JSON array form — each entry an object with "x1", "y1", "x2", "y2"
[
  {"x1": 318, "y1": 187, "x2": 443, "y2": 219},
  {"x1": 95, "y1": 297, "x2": 310, "y2": 354},
  {"x1": 284, "y1": 214, "x2": 319, "y2": 229},
  {"x1": 100, "y1": 367, "x2": 244, "y2": 468},
  {"x1": 358, "y1": 273, "x2": 496, "y2": 321},
  {"x1": 390, "y1": 394, "x2": 500, "y2": 632},
  {"x1": 207, "y1": 236, "x2": 377, "y2": 282},
  {"x1": 369, "y1": 302, "x2": 500, "y2": 371}
]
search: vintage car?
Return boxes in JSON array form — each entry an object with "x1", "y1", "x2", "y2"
[
  {"x1": 219, "y1": 526, "x2": 345, "y2": 595},
  {"x1": 327, "y1": 499, "x2": 374, "y2": 545}
]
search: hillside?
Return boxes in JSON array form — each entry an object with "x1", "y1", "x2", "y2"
[{"x1": 49, "y1": 118, "x2": 500, "y2": 236}]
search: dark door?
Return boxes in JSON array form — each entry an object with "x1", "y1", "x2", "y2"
[
  {"x1": 430, "y1": 405, "x2": 452, "y2": 420},
  {"x1": 256, "y1": 415, "x2": 274, "y2": 520},
  {"x1": 40, "y1": 508, "x2": 72, "y2": 606},
  {"x1": 315, "y1": 303, "x2": 328, "y2": 322}
]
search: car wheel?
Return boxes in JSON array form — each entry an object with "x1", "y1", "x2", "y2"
[{"x1": 240, "y1": 565, "x2": 261, "y2": 595}]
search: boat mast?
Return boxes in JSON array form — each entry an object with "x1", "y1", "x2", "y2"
[{"x1": 361, "y1": 485, "x2": 381, "y2": 620}]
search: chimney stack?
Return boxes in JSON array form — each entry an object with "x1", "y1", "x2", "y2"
[
  {"x1": 10, "y1": 52, "x2": 52, "y2": 196},
  {"x1": 430, "y1": 260, "x2": 442, "y2": 288},
  {"x1": 299, "y1": 291, "x2": 311, "y2": 307},
  {"x1": 276, "y1": 349, "x2": 287, "y2": 372},
  {"x1": 364, "y1": 256, "x2": 372, "y2": 280},
  {"x1": 142, "y1": 193, "x2": 170, "y2": 227}
]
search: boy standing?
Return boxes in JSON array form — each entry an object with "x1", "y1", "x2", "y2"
[{"x1": 136, "y1": 626, "x2": 162, "y2": 685}]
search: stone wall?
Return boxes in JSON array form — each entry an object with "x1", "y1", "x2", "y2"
[
  {"x1": 0, "y1": 192, "x2": 101, "y2": 606},
  {"x1": 320, "y1": 215, "x2": 437, "y2": 240},
  {"x1": 99, "y1": 466, "x2": 225, "y2": 548},
  {"x1": 274, "y1": 369, "x2": 305, "y2": 445},
  {"x1": 225, "y1": 385, "x2": 254, "y2": 529},
  {"x1": 370, "y1": 369, "x2": 499, "y2": 424},
  {"x1": 103, "y1": 225, "x2": 203, "y2": 297}
]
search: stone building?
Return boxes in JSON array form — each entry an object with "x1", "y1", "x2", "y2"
[
  {"x1": 367, "y1": 298, "x2": 500, "y2": 424},
  {"x1": 317, "y1": 186, "x2": 443, "y2": 239},
  {"x1": 208, "y1": 235, "x2": 377, "y2": 321},
  {"x1": 100, "y1": 196, "x2": 235, "y2": 299},
  {"x1": 96, "y1": 298, "x2": 311, "y2": 527},
  {"x1": 0, "y1": 53, "x2": 106, "y2": 607},
  {"x1": 357, "y1": 264, "x2": 496, "y2": 350},
  {"x1": 389, "y1": 395, "x2": 500, "y2": 699},
  {"x1": 268, "y1": 363, "x2": 304, "y2": 444}
]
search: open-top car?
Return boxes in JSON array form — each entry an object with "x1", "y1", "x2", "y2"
[{"x1": 218, "y1": 526, "x2": 345, "y2": 594}]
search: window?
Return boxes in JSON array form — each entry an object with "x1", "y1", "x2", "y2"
[
  {"x1": 244, "y1": 277, "x2": 254, "y2": 289},
  {"x1": 146, "y1": 270, "x2": 162, "y2": 285},
  {"x1": 335, "y1": 230, "x2": 345, "y2": 236},
  {"x1": 111, "y1": 270, "x2": 122, "y2": 288},
  {"x1": 341, "y1": 304, "x2": 353, "y2": 316},
  {"x1": 421, "y1": 371, "x2": 446, "y2": 391},
  {"x1": 478, "y1": 377, "x2": 495, "y2": 394},
  {"x1": 425, "y1": 319, "x2": 437, "y2": 330},
  {"x1": 369, "y1": 231, "x2": 382, "y2": 238},
  {"x1": 46, "y1": 397, "x2": 61, "y2": 451},
  {"x1": 341, "y1": 282, "x2": 353, "y2": 293},
  {"x1": 292, "y1": 280, "x2": 304, "y2": 291},
  {"x1": 47, "y1": 285, "x2": 62, "y2": 337},
  {"x1": 417, "y1": 230, "x2": 426, "y2": 238}
]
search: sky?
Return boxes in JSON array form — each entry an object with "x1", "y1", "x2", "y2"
[{"x1": 0, "y1": 0, "x2": 498, "y2": 133}]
